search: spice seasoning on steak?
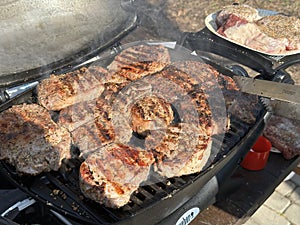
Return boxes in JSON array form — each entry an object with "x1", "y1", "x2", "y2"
[
  {"x1": 107, "y1": 44, "x2": 171, "y2": 81},
  {"x1": 130, "y1": 95, "x2": 174, "y2": 136},
  {"x1": 0, "y1": 103, "x2": 71, "y2": 175},
  {"x1": 37, "y1": 66, "x2": 107, "y2": 111},
  {"x1": 70, "y1": 98, "x2": 132, "y2": 157},
  {"x1": 79, "y1": 143, "x2": 154, "y2": 208},
  {"x1": 146, "y1": 123, "x2": 212, "y2": 177}
]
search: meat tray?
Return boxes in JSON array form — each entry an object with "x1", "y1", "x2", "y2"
[{"x1": 205, "y1": 8, "x2": 300, "y2": 56}]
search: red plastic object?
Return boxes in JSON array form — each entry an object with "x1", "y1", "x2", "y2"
[{"x1": 241, "y1": 136, "x2": 272, "y2": 171}]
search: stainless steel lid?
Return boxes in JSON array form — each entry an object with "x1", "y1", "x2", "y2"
[{"x1": 0, "y1": 0, "x2": 137, "y2": 87}]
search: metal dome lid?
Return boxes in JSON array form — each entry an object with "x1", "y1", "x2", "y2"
[{"x1": 0, "y1": 0, "x2": 137, "y2": 87}]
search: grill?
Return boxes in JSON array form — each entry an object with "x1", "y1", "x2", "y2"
[{"x1": 0, "y1": 2, "x2": 299, "y2": 225}]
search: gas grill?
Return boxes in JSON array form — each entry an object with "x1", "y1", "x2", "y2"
[{"x1": 0, "y1": 1, "x2": 299, "y2": 225}]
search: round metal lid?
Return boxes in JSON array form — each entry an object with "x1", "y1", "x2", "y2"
[{"x1": 0, "y1": 0, "x2": 137, "y2": 87}]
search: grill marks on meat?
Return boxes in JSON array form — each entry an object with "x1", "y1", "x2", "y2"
[
  {"x1": 0, "y1": 104, "x2": 71, "y2": 175},
  {"x1": 130, "y1": 96, "x2": 174, "y2": 135},
  {"x1": 58, "y1": 99, "x2": 98, "y2": 132},
  {"x1": 145, "y1": 123, "x2": 212, "y2": 177},
  {"x1": 70, "y1": 98, "x2": 131, "y2": 157},
  {"x1": 171, "y1": 61, "x2": 237, "y2": 134},
  {"x1": 38, "y1": 67, "x2": 106, "y2": 111},
  {"x1": 79, "y1": 143, "x2": 154, "y2": 208},
  {"x1": 107, "y1": 44, "x2": 171, "y2": 81},
  {"x1": 216, "y1": 4, "x2": 300, "y2": 54}
]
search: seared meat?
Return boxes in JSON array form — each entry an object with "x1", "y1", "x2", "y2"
[
  {"x1": 58, "y1": 99, "x2": 98, "y2": 132},
  {"x1": 156, "y1": 65, "x2": 199, "y2": 93},
  {"x1": 172, "y1": 60, "x2": 239, "y2": 91},
  {"x1": 263, "y1": 115, "x2": 300, "y2": 159},
  {"x1": 0, "y1": 104, "x2": 71, "y2": 175},
  {"x1": 107, "y1": 44, "x2": 171, "y2": 81},
  {"x1": 38, "y1": 67, "x2": 107, "y2": 111},
  {"x1": 256, "y1": 14, "x2": 300, "y2": 51},
  {"x1": 70, "y1": 98, "x2": 132, "y2": 157},
  {"x1": 79, "y1": 143, "x2": 154, "y2": 208},
  {"x1": 216, "y1": 4, "x2": 261, "y2": 27},
  {"x1": 223, "y1": 89, "x2": 261, "y2": 125},
  {"x1": 145, "y1": 123, "x2": 212, "y2": 177},
  {"x1": 130, "y1": 95, "x2": 174, "y2": 135},
  {"x1": 171, "y1": 61, "x2": 237, "y2": 134}
]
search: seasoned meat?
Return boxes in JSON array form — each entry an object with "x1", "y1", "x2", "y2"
[
  {"x1": 256, "y1": 14, "x2": 300, "y2": 51},
  {"x1": 107, "y1": 44, "x2": 171, "y2": 81},
  {"x1": 218, "y1": 15, "x2": 288, "y2": 54},
  {"x1": 172, "y1": 60, "x2": 239, "y2": 91},
  {"x1": 216, "y1": 6, "x2": 300, "y2": 54},
  {"x1": 223, "y1": 89, "x2": 261, "y2": 125},
  {"x1": 263, "y1": 115, "x2": 300, "y2": 159},
  {"x1": 58, "y1": 99, "x2": 98, "y2": 132},
  {"x1": 70, "y1": 98, "x2": 132, "y2": 157},
  {"x1": 38, "y1": 67, "x2": 106, "y2": 111},
  {"x1": 156, "y1": 65, "x2": 198, "y2": 92},
  {"x1": 216, "y1": 4, "x2": 261, "y2": 27},
  {"x1": 130, "y1": 95, "x2": 174, "y2": 135},
  {"x1": 0, "y1": 104, "x2": 71, "y2": 175},
  {"x1": 145, "y1": 123, "x2": 212, "y2": 177},
  {"x1": 171, "y1": 61, "x2": 237, "y2": 134},
  {"x1": 79, "y1": 143, "x2": 154, "y2": 208}
]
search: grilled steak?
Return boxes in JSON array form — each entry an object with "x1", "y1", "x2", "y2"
[
  {"x1": 107, "y1": 44, "x2": 171, "y2": 81},
  {"x1": 223, "y1": 89, "x2": 261, "y2": 125},
  {"x1": 156, "y1": 65, "x2": 199, "y2": 93},
  {"x1": 145, "y1": 123, "x2": 212, "y2": 177},
  {"x1": 70, "y1": 98, "x2": 132, "y2": 157},
  {"x1": 263, "y1": 115, "x2": 300, "y2": 159},
  {"x1": 38, "y1": 67, "x2": 106, "y2": 111},
  {"x1": 171, "y1": 61, "x2": 238, "y2": 134},
  {"x1": 0, "y1": 104, "x2": 71, "y2": 175},
  {"x1": 58, "y1": 99, "x2": 98, "y2": 132},
  {"x1": 216, "y1": 4, "x2": 261, "y2": 27},
  {"x1": 256, "y1": 14, "x2": 300, "y2": 51},
  {"x1": 79, "y1": 143, "x2": 154, "y2": 208},
  {"x1": 130, "y1": 95, "x2": 174, "y2": 135}
]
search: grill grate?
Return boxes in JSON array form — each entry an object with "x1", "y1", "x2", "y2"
[{"x1": 0, "y1": 94, "x2": 265, "y2": 225}]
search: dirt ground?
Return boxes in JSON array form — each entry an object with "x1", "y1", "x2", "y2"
[{"x1": 136, "y1": 0, "x2": 300, "y2": 84}]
